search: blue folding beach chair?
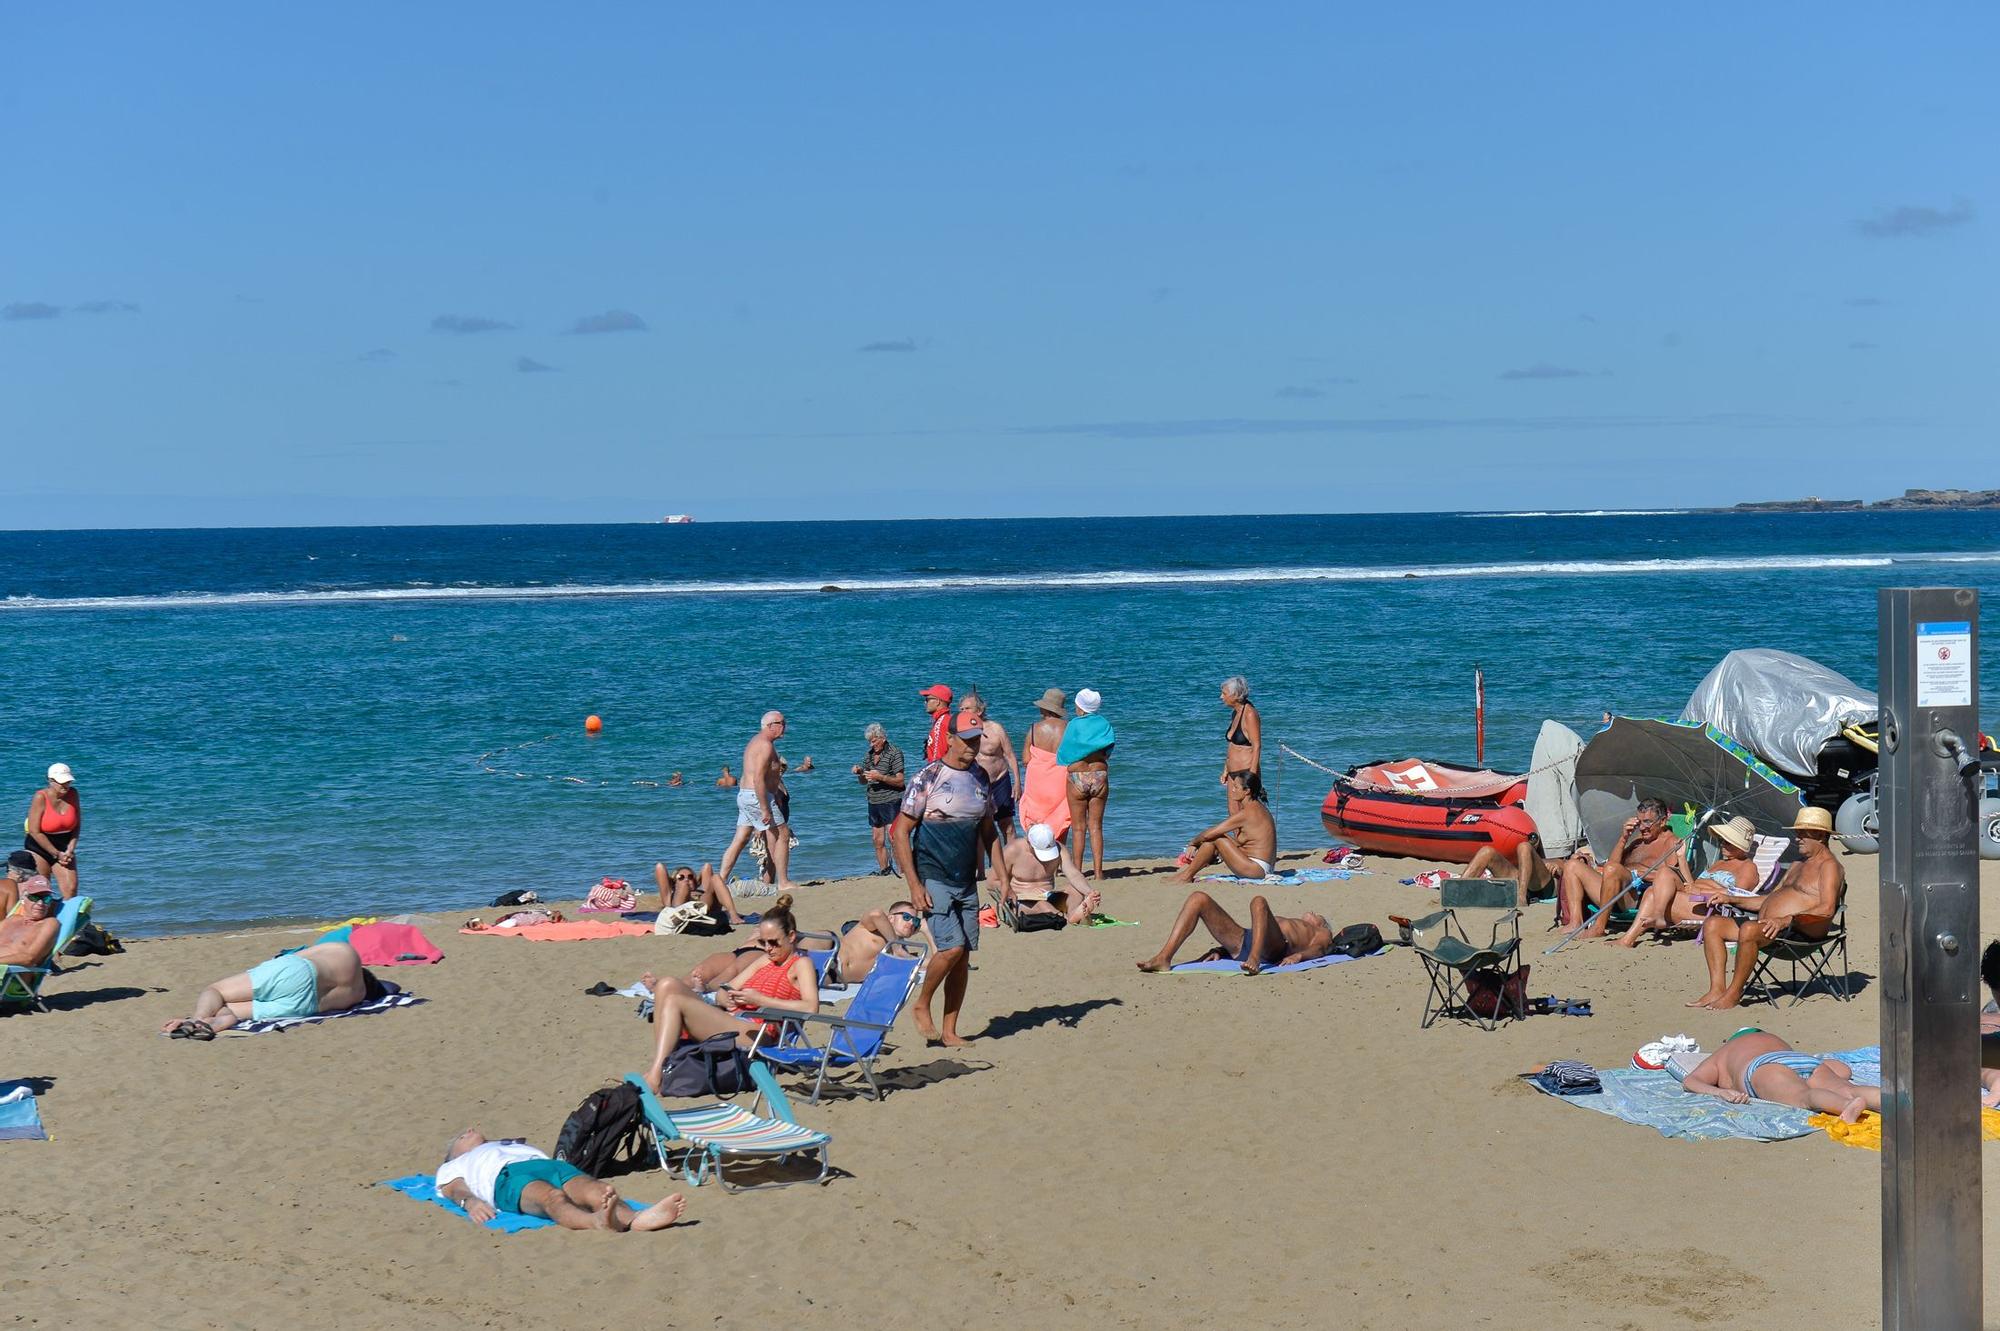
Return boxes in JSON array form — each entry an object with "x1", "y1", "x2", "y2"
[
  {"x1": 750, "y1": 945, "x2": 928, "y2": 1103},
  {"x1": 622, "y1": 1064, "x2": 831, "y2": 1191},
  {"x1": 0, "y1": 896, "x2": 92, "y2": 1014}
]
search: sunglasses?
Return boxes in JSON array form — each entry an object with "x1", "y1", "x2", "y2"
[
  {"x1": 673, "y1": 872, "x2": 696, "y2": 882},
  {"x1": 756, "y1": 937, "x2": 788, "y2": 949},
  {"x1": 892, "y1": 912, "x2": 919, "y2": 924}
]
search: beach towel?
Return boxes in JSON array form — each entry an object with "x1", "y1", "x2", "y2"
[
  {"x1": 349, "y1": 922, "x2": 443, "y2": 966},
  {"x1": 460, "y1": 920, "x2": 655, "y2": 942},
  {"x1": 1018, "y1": 742, "x2": 1070, "y2": 839},
  {"x1": 1201, "y1": 868, "x2": 1367, "y2": 885},
  {"x1": 1169, "y1": 950, "x2": 1382, "y2": 974},
  {"x1": 0, "y1": 1082, "x2": 47, "y2": 1142},
  {"x1": 379, "y1": 1174, "x2": 658, "y2": 1234},
  {"x1": 1087, "y1": 914, "x2": 1139, "y2": 928},
  {"x1": 232, "y1": 984, "x2": 422, "y2": 1034},
  {"x1": 1528, "y1": 1067, "x2": 1817, "y2": 1141},
  {"x1": 1055, "y1": 714, "x2": 1114, "y2": 766}
]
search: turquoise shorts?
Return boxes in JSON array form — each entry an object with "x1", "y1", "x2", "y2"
[
  {"x1": 247, "y1": 953, "x2": 319, "y2": 1020},
  {"x1": 493, "y1": 1158, "x2": 585, "y2": 1214}
]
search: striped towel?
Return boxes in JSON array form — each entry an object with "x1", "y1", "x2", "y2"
[{"x1": 234, "y1": 986, "x2": 423, "y2": 1034}]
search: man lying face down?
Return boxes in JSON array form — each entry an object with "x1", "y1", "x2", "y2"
[{"x1": 157, "y1": 940, "x2": 382, "y2": 1040}]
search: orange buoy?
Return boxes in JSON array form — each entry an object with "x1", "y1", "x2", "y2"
[{"x1": 584, "y1": 714, "x2": 603, "y2": 734}]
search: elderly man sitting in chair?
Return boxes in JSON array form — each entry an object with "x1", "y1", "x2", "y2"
[{"x1": 0, "y1": 881, "x2": 64, "y2": 973}]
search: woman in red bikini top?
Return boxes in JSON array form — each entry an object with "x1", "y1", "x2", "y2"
[
  {"x1": 23, "y1": 762, "x2": 82, "y2": 898},
  {"x1": 639, "y1": 894, "x2": 821, "y2": 1095}
]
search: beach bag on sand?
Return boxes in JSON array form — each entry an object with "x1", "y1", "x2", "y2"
[
  {"x1": 1013, "y1": 909, "x2": 1066, "y2": 933},
  {"x1": 1330, "y1": 923, "x2": 1383, "y2": 958},
  {"x1": 1464, "y1": 964, "x2": 1531, "y2": 1020},
  {"x1": 63, "y1": 921, "x2": 124, "y2": 957},
  {"x1": 659, "y1": 1033, "x2": 752, "y2": 1098},
  {"x1": 554, "y1": 1082, "x2": 647, "y2": 1175},
  {"x1": 583, "y1": 878, "x2": 638, "y2": 913}
]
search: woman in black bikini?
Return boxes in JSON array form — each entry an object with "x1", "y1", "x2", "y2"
[{"x1": 1221, "y1": 677, "x2": 1261, "y2": 812}]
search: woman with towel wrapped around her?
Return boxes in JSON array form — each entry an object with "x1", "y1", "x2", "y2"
[
  {"x1": 1017, "y1": 688, "x2": 1071, "y2": 842},
  {"x1": 1061, "y1": 688, "x2": 1115, "y2": 882}
]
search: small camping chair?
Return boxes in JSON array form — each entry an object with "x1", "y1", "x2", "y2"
[
  {"x1": 623, "y1": 1064, "x2": 831, "y2": 1191},
  {"x1": 0, "y1": 896, "x2": 92, "y2": 1013},
  {"x1": 751, "y1": 944, "x2": 928, "y2": 1102},
  {"x1": 1410, "y1": 879, "x2": 1522, "y2": 1031},
  {"x1": 1742, "y1": 900, "x2": 1852, "y2": 1006}
]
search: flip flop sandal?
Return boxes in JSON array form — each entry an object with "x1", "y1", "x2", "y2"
[
  {"x1": 583, "y1": 981, "x2": 617, "y2": 996},
  {"x1": 186, "y1": 1020, "x2": 217, "y2": 1041},
  {"x1": 167, "y1": 1020, "x2": 196, "y2": 1039}
]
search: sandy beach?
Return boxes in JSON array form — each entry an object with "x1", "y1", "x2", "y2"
[{"x1": 7, "y1": 847, "x2": 2000, "y2": 1330}]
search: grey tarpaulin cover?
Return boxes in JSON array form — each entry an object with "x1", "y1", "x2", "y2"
[{"x1": 1678, "y1": 649, "x2": 1876, "y2": 778}]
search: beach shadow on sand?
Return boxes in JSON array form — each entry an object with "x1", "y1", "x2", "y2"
[
  {"x1": 807, "y1": 1057, "x2": 991, "y2": 1103},
  {"x1": 980, "y1": 996, "x2": 1123, "y2": 1039},
  {"x1": 30, "y1": 984, "x2": 159, "y2": 1013}
]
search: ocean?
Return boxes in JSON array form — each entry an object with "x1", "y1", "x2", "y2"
[{"x1": 4, "y1": 510, "x2": 1996, "y2": 936}]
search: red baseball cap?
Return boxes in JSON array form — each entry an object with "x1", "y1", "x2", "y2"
[{"x1": 919, "y1": 684, "x2": 953, "y2": 703}]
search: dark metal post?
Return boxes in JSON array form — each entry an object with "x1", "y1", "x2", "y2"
[{"x1": 1878, "y1": 587, "x2": 1982, "y2": 1330}]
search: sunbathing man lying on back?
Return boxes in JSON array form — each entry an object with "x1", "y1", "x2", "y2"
[
  {"x1": 437, "y1": 1129, "x2": 687, "y2": 1233},
  {"x1": 1136, "y1": 889, "x2": 1333, "y2": 975}
]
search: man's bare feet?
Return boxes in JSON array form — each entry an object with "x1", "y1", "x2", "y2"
[
  {"x1": 1684, "y1": 993, "x2": 1721, "y2": 1008},
  {"x1": 1840, "y1": 1096, "x2": 1869, "y2": 1124},
  {"x1": 1708, "y1": 993, "x2": 1744, "y2": 1010},
  {"x1": 1135, "y1": 957, "x2": 1170, "y2": 973},
  {"x1": 596, "y1": 1187, "x2": 624, "y2": 1231},
  {"x1": 912, "y1": 1008, "x2": 941, "y2": 1044},
  {"x1": 938, "y1": 1030, "x2": 973, "y2": 1047},
  {"x1": 1241, "y1": 958, "x2": 1263, "y2": 975},
  {"x1": 630, "y1": 1194, "x2": 688, "y2": 1232}
]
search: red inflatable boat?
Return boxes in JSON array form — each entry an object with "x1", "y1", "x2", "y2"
[{"x1": 1319, "y1": 758, "x2": 1532, "y2": 862}]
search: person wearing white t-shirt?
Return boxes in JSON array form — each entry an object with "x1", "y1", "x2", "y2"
[{"x1": 435, "y1": 1129, "x2": 687, "y2": 1232}]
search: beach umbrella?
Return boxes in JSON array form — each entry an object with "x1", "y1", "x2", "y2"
[{"x1": 1573, "y1": 717, "x2": 1805, "y2": 858}]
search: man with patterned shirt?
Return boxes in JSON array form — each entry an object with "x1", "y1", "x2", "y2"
[{"x1": 893, "y1": 714, "x2": 1009, "y2": 1046}]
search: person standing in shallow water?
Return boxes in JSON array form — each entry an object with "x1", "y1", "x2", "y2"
[
  {"x1": 893, "y1": 715, "x2": 1009, "y2": 1046},
  {"x1": 1220, "y1": 676, "x2": 1261, "y2": 813}
]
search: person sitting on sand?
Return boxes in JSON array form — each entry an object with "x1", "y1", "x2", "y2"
[
  {"x1": 835, "y1": 902, "x2": 925, "y2": 985},
  {"x1": 1462, "y1": 831, "x2": 1564, "y2": 909},
  {"x1": 1000, "y1": 823, "x2": 1102, "y2": 925},
  {"x1": 1172, "y1": 770, "x2": 1278, "y2": 881},
  {"x1": 1611, "y1": 814, "x2": 1761, "y2": 948},
  {"x1": 638, "y1": 896, "x2": 820, "y2": 1093},
  {"x1": 655, "y1": 862, "x2": 747, "y2": 926},
  {"x1": 0, "y1": 881, "x2": 63, "y2": 972},
  {"x1": 3, "y1": 849, "x2": 43, "y2": 917},
  {"x1": 158, "y1": 940, "x2": 377, "y2": 1039},
  {"x1": 1559, "y1": 798, "x2": 1679, "y2": 938},
  {"x1": 1679, "y1": 1030, "x2": 1880, "y2": 1121},
  {"x1": 1686, "y1": 807, "x2": 1845, "y2": 1010},
  {"x1": 1136, "y1": 890, "x2": 1334, "y2": 975},
  {"x1": 437, "y1": 1128, "x2": 687, "y2": 1233}
]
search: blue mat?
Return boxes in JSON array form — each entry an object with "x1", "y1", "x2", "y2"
[
  {"x1": 1170, "y1": 949, "x2": 1383, "y2": 974},
  {"x1": 380, "y1": 1173, "x2": 656, "y2": 1233},
  {"x1": 1202, "y1": 867, "x2": 1365, "y2": 884},
  {"x1": 1530, "y1": 1045, "x2": 1883, "y2": 1142},
  {"x1": 0, "y1": 1083, "x2": 47, "y2": 1142}
]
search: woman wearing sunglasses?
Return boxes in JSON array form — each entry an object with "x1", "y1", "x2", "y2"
[
  {"x1": 652, "y1": 861, "x2": 748, "y2": 926},
  {"x1": 638, "y1": 895, "x2": 818, "y2": 1095}
]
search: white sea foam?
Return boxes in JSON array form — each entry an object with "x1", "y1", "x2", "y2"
[
  {"x1": 7, "y1": 549, "x2": 1998, "y2": 612},
  {"x1": 1467, "y1": 509, "x2": 1690, "y2": 518}
]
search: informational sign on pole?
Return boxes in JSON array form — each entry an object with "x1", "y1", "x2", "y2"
[{"x1": 1878, "y1": 588, "x2": 1982, "y2": 1331}]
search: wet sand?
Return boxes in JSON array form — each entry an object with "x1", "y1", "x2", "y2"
[{"x1": 6, "y1": 847, "x2": 2000, "y2": 1329}]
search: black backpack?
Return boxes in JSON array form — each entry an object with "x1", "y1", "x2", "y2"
[
  {"x1": 1330, "y1": 922, "x2": 1384, "y2": 958},
  {"x1": 553, "y1": 1082, "x2": 647, "y2": 1176},
  {"x1": 62, "y1": 922, "x2": 125, "y2": 957},
  {"x1": 659, "y1": 1032, "x2": 752, "y2": 1098}
]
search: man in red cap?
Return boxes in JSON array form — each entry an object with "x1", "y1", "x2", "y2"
[{"x1": 919, "y1": 684, "x2": 953, "y2": 764}]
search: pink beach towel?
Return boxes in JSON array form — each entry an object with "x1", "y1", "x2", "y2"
[
  {"x1": 348, "y1": 922, "x2": 444, "y2": 966},
  {"x1": 459, "y1": 919, "x2": 655, "y2": 942}
]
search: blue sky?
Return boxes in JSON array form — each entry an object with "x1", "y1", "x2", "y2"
[{"x1": 3, "y1": 5, "x2": 1993, "y2": 526}]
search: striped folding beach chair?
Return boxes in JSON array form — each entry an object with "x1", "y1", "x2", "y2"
[{"x1": 622, "y1": 1064, "x2": 831, "y2": 1191}]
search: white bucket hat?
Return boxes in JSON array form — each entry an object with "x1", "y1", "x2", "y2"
[{"x1": 1074, "y1": 688, "x2": 1101, "y2": 715}]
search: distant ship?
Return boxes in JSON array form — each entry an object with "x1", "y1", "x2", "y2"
[{"x1": 660, "y1": 514, "x2": 695, "y2": 524}]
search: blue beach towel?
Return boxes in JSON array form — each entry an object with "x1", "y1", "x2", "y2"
[
  {"x1": 0, "y1": 1083, "x2": 48, "y2": 1142},
  {"x1": 1055, "y1": 714, "x2": 1114, "y2": 765},
  {"x1": 379, "y1": 1173, "x2": 659, "y2": 1233},
  {"x1": 1529, "y1": 1044, "x2": 1887, "y2": 1142},
  {"x1": 1201, "y1": 868, "x2": 1366, "y2": 885},
  {"x1": 1170, "y1": 950, "x2": 1383, "y2": 974}
]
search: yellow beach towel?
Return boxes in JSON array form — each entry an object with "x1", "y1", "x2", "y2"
[{"x1": 1810, "y1": 1107, "x2": 2000, "y2": 1150}]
